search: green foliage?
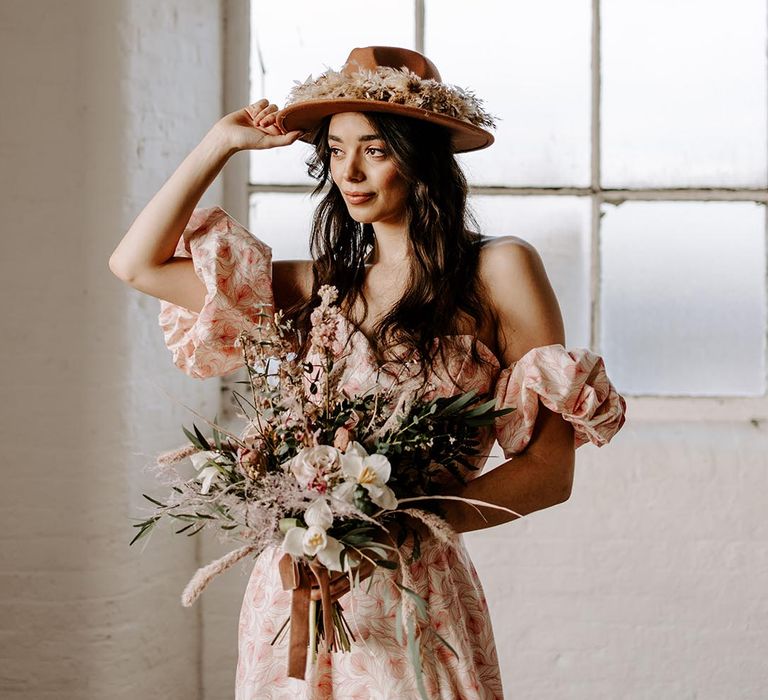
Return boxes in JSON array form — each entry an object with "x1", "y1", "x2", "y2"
[
  {"x1": 374, "y1": 388, "x2": 515, "y2": 499},
  {"x1": 133, "y1": 301, "x2": 518, "y2": 691}
]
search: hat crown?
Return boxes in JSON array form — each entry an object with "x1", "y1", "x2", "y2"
[
  {"x1": 341, "y1": 46, "x2": 442, "y2": 82},
  {"x1": 276, "y1": 45, "x2": 495, "y2": 153}
]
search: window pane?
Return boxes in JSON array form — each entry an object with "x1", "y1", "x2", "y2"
[
  {"x1": 469, "y1": 195, "x2": 592, "y2": 347},
  {"x1": 602, "y1": 0, "x2": 768, "y2": 188},
  {"x1": 248, "y1": 192, "x2": 317, "y2": 260},
  {"x1": 426, "y1": 0, "x2": 591, "y2": 187},
  {"x1": 600, "y1": 201, "x2": 766, "y2": 396},
  {"x1": 249, "y1": 0, "x2": 415, "y2": 185}
]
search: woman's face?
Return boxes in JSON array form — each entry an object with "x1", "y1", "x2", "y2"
[{"x1": 327, "y1": 112, "x2": 410, "y2": 226}]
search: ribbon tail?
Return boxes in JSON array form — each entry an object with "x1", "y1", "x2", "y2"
[
  {"x1": 279, "y1": 553, "x2": 311, "y2": 680},
  {"x1": 310, "y1": 561, "x2": 335, "y2": 652}
]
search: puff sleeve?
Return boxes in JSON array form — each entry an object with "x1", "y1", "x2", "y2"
[
  {"x1": 493, "y1": 344, "x2": 627, "y2": 458},
  {"x1": 157, "y1": 206, "x2": 274, "y2": 379}
]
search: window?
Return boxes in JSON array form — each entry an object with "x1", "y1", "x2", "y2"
[{"x1": 247, "y1": 0, "x2": 768, "y2": 411}]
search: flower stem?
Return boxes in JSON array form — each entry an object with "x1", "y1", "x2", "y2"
[{"x1": 308, "y1": 598, "x2": 317, "y2": 663}]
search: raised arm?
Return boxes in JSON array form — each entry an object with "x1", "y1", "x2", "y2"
[{"x1": 108, "y1": 100, "x2": 305, "y2": 313}]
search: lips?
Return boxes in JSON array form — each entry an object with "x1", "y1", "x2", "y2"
[{"x1": 344, "y1": 192, "x2": 375, "y2": 205}]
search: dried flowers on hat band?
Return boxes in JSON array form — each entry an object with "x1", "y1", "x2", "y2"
[{"x1": 284, "y1": 65, "x2": 498, "y2": 130}]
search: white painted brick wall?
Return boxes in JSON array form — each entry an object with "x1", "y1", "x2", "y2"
[{"x1": 0, "y1": 1, "x2": 223, "y2": 698}]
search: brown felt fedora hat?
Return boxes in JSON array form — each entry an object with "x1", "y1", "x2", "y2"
[{"x1": 275, "y1": 46, "x2": 497, "y2": 154}]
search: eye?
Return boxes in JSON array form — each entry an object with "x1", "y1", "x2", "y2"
[
  {"x1": 367, "y1": 147, "x2": 386, "y2": 157},
  {"x1": 329, "y1": 146, "x2": 342, "y2": 157}
]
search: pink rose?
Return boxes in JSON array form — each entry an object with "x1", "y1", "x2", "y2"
[{"x1": 333, "y1": 427, "x2": 352, "y2": 452}]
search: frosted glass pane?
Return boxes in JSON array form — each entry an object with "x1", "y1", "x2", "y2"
[
  {"x1": 602, "y1": 1, "x2": 768, "y2": 188},
  {"x1": 249, "y1": 0, "x2": 415, "y2": 185},
  {"x1": 469, "y1": 196, "x2": 592, "y2": 347},
  {"x1": 426, "y1": 0, "x2": 591, "y2": 187},
  {"x1": 601, "y1": 201, "x2": 766, "y2": 396},
  {"x1": 248, "y1": 192, "x2": 317, "y2": 260}
]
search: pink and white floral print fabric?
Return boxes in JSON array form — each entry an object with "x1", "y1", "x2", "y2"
[
  {"x1": 157, "y1": 208, "x2": 628, "y2": 698},
  {"x1": 493, "y1": 345, "x2": 628, "y2": 458},
  {"x1": 158, "y1": 207, "x2": 274, "y2": 379},
  {"x1": 236, "y1": 535, "x2": 503, "y2": 700}
]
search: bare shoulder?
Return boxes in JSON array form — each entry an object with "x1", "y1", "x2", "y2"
[
  {"x1": 476, "y1": 234, "x2": 543, "y2": 284},
  {"x1": 476, "y1": 235, "x2": 565, "y2": 365},
  {"x1": 272, "y1": 259, "x2": 314, "y2": 313},
  {"x1": 478, "y1": 236, "x2": 548, "y2": 294}
]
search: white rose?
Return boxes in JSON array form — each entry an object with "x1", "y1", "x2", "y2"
[{"x1": 290, "y1": 445, "x2": 342, "y2": 488}]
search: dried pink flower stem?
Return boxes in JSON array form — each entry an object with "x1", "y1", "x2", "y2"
[
  {"x1": 181, "y1": 543, "x2": 258, "y2": 607},
  {"x1": 156, "y1": 444, "x2": 199, "y2": 466}
]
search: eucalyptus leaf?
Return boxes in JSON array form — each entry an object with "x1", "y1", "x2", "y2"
[
  {"x1": 212, "y1": 413, "x2": 223, "y2": 451},
  {"x1": 406, "y1": 617, "x2": 429, "y2": 700},
  {"x1": 462, "y1": 398, "x2": 499, "y2": 417},
  {"x1": 374, "y1": 559, "x2": 398, "y2": 570},
  {"x1": 395, "y1": 583, "x2": 428, "y2": 621},
  {"x1": 431, "y1": 628, "x2": 459, "y2": 660},
  {"x1": 129, "y1": 517, "x2": 158, "y2": 546},
  {"x1": 142, "y1": 494, "x2": 165, "y2": 507},
  {"x1": 365, "y1": 568, "x2": 376, "y2": 594},
  {"x1": 192, "y1": 423, "x2": 211, "y2": 451},
  {"x1": 439, "y1": 390, "x2": 478, "y2": 415},
  {"x1": 182, "y1": 425, "x2": 204, "y2": 450}
]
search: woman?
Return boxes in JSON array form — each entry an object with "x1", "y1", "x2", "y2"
[{"x1": 109, "y1": 46, "x2": 626, "y2": 699}]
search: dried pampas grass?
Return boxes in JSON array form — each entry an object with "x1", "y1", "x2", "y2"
[{"x1": 285, "y1": 66, "x2": 497, "y2": 130}]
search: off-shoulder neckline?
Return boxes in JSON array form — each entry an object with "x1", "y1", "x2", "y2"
[{"x1": 337, "y1": 315, "x2": 503, "y2": 369}]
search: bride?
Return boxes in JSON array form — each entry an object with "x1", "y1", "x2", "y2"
[{"x1": 109, "y1": 45, "x2": 626, "y2": 699}]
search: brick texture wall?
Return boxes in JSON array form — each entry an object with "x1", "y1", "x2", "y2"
[{"x1": 0, "y1": 2, "x2": 223, "y2": 698}]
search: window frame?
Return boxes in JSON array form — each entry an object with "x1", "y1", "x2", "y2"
[{"x1": 231, "y1": 0, "x2": 768, "y2": 420}]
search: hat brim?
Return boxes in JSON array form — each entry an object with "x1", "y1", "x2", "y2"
[{"x1": 275, "y1": 99, "x2": 494, "y2": 154}]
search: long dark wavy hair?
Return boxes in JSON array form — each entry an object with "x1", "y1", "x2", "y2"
[{"x1": 288, "y1": 111, "x2": 497, "y2": 389}]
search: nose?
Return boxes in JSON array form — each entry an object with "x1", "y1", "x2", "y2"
[{"x1": 342, "y1": 151, "x2": 365, "y2": 183}]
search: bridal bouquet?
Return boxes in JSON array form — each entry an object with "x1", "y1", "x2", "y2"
[{"x1": 131, "y1": 285, "x2": 514, "y2": 693}]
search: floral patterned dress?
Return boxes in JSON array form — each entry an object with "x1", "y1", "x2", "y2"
[{"x1": 158, "y1": 207, "x2": 628, "y2": 700}]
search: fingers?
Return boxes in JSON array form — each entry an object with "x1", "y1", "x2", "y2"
[
  {"x1": 259, "y1": 111, "x2": 279, "y2": 128},
  {"x1": 284, "y1": 129, "x2": 307, "y2": 142},
  {"x1": 244, "y1": 98, "x2": 269, "y2": 119},
  {"x1": 245, "y1": 99, "x2": 279, "y2": 127},
  {"x1": 256, "y1": 122, "x2": 283, "y2": 137},
  {"x1": 268, "y1": 128, "x2": 307, "y2": 144},
  {"x1": 242, "y1": 99, "x2": 309, "y2": 150}
]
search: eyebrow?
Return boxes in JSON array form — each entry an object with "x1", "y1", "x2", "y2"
[{"x1": 328, "y1": 134, "x2": 383, "y2": 143}]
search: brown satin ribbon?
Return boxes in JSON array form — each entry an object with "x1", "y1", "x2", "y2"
[
  {"x1": 278, "y1": 553, "x2": 338, "y2": 680},
  {"x1": 309, "y1": 560, "x2": 336, "y2": 653}
]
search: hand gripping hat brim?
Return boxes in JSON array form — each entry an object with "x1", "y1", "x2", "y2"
[{"x1": 275, "y1": 46, "x2": 496, "y2": 154}]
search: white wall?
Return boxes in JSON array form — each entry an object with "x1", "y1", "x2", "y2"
[
  {"x1": 0, "y1": 1, "x2": 224, "y2": 698},
  {"x1": 467, "y1": 418, "x2": 768, "y2": 698}
]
